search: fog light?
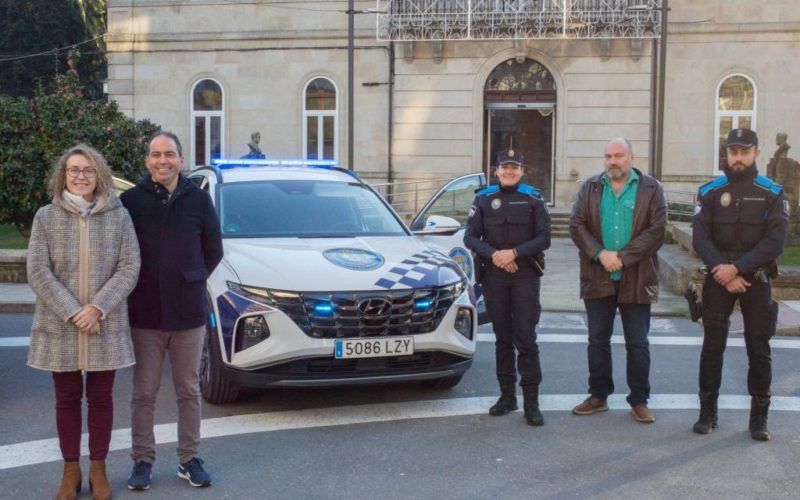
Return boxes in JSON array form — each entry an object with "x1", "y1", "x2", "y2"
[
  {"x1": 314, "y1": 301, "x2": 334, "y2": 317},
  {"x1": 454, "y1": 307, "x2": 473, "y2": 340},
  {"x1": 414, "y1": 298, "x2": 433, "y2": 312},
  {"x1": 236, "y1": 315, "x2": 270, "y2": 352}
]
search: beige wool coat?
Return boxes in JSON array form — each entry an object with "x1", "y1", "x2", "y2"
[{"x1": 27, "y1": 192, "x2": 141, "y2": 372}]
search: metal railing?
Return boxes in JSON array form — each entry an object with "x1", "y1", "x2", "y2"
[
  {"x1": 372, "y1": 177, "x2": 698, "y2": 223},
  {"x1": 372, "y1": 177, "x2": 454, "y2": 220},
  {"x1": 664, "y1": 188, "x2": 697, "y2": 221},
  {"x1": 377, "y1": 0, "x2": 663, "y2": 41}
]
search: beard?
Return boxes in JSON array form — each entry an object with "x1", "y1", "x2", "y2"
[{"x1": 724, "y1": 161, "x2": 755, "y2": 180}]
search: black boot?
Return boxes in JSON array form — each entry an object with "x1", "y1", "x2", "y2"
[
  {"x1": 749, "y1": 396, "x2": 771, "y2": 441},
  {"x1": 522, "y1": 386, "x2": 544, "y2": 426},
  {"x1": 489, "y1": 383, "x2": 518, "y2": 416},
  {"x1": 693, "y1": 392, "x2": 718, "y2": 434}
]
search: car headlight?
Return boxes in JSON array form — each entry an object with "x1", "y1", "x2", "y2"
[
  {"x1": 235, "y1": 315, "x2": 271, "y2": 352},
  {"x1": 227, "y1": 281, "x2": 301, "y2": 306},
  {"x1": 454, "y1": 307, "x2": 473, "y2": 340}
]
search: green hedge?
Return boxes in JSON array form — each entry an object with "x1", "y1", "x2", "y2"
[{"x1": 0, "y1": 68, "x2": 160, "y2": 236}]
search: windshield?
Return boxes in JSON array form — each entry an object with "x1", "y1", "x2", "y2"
[{"x1": 218, "y1": 180, "x2": 408, "y2": 238}]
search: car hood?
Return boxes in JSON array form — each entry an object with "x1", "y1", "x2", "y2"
[{"x1": 222, "y1": 236, "x2": 465, "y2": 292}]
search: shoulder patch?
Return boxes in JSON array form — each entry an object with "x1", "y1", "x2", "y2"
[
  {"x1": 698, "y1": 175, "x2": 728, "y2": 197},
  {"x1": 754, "y1": 175, "x2": 783, "y2": 196},
  {"x1": 517, "y1": 183, "x2": 542, "y2": 198},
  {"x1": 476, "y1": 185, "x2": 500, "y2": 197}
]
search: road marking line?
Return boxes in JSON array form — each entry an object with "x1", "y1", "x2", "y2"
[
  {"x1": 1, "y1": 393, "x2": 800, "y2": 471},
  {"x1": 0, "y1": 338, "x2": 29, "y2": 347},
  {"x1": 476, "y1": 333, "x2": 800, "y2": 349}
]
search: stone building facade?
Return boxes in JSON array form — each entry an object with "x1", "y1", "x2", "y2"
[{"x1": 106, "y1": 1, "x2": 800, "y2": 206}]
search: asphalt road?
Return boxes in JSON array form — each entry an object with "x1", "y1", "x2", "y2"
[{"x1": 1, "y1": 313, "x2": 799, "y2": 499}]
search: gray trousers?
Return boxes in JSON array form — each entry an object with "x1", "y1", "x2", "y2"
[{"x1": 130, "y1": 326, "x2": 204, "y2": 465}]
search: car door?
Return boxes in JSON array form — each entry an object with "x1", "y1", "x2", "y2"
[{"x1": 409, "y1": 173, "x2": 486, "y2": 286}]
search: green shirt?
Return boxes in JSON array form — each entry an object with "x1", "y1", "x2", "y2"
[{"x1": 599, "y1": 169, "x2": 639, "y2": 281}]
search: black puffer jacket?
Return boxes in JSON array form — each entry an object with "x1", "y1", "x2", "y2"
[{"x1": 120, "y1": 174, "x2": 223, "y2": 331}]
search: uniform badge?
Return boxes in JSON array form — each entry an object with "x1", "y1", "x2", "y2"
[
  {"x1": 693, "y1": 202, "x2": 702, "y2": 216},
  {"x1": 720, "y1": 192, "x2": 731, "y2": 207},
  {"x1": 784, "y1": 199, "x2": 791, "y2": 217},
  {"x1": 468, "y1": 205, "x2": 476, "y2": 218},
  {"x1": 491, "y1": 198, "x2": 502, "y2": 210}
]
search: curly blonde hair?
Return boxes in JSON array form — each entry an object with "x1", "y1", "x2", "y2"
[{"x1": 48, "y1": 144, "x2": 115, "y2": 200}]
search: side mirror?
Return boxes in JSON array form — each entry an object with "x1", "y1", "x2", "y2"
[{"x1": 413, "y1": 215, "x2": 461, "y2": 236}]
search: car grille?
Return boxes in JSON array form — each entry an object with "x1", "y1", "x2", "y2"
[
  {"x1": 272, "y1": 285, "x2": 461, "y2": 339},
  {"x1": 266, "y1": 352, "x2": 467, "y2": 376}
]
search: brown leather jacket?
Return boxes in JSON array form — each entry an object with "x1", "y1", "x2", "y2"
[{"x1": 569, "y1": 168, "x2": 667, "y2": 303}]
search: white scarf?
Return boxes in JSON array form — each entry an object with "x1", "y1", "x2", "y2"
[{"x1": 61, "y1": 189, "x2": 97, "y2": 218}]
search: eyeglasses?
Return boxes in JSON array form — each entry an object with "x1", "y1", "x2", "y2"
[{"x1": 65, "y1": 167, "x2": 97, "y2": 178}]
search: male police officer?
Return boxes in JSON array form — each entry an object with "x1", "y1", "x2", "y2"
[
  {"x1": 464, "y1": 148, "x2": 551, "y2": 426},
  {"x1": 692, "y1": 128, "x2": 788, "y2": 441}
]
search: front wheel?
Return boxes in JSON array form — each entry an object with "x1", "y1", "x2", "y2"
[
  {"x1": 200, "y1": 308, "x2": 240, "y2": 404},
  {"x1": 421, "y1": 373, "x2": 464, "y2": 390}
]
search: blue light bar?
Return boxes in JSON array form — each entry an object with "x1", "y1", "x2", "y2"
[
  {"x1": 314, "y1": 301, "x2": 335, "y2": 316},
  {"x1": 414, "y1": 298, "x2": 433, "y2": 312},
  {"x1": 212, "y1": 158, "x2": 338, "y2": 169}
]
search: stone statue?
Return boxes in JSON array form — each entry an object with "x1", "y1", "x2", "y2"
[
  {"x1": 242, "y1": 131, "x2": 265, "y2": 159},
  {"x1": 767, "y1": 132, "x2": 800, "y2": 241},
  {"x1": 775, "y1": 132, "x2": 790, "y2": 159}
]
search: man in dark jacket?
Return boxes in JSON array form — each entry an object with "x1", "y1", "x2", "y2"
[
  {"x1": 691, "y1": 128, "x2": 788, "y2": 441},
  {"x1": 121, "y1": 132, "x2": 223, "y2": 490},
  {"x1": 569, "y1": 138, "x2": 666, "y2": 424}
]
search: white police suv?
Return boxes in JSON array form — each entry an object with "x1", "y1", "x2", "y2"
[{"x1": 190, "y1": 160, "x2": 477, "y2": 403}]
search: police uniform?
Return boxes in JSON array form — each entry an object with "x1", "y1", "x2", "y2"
[
  {"x1": 692, "y1": 128, "x2": 789, "y2": 440},
  {"x1": 463, "y1": 149, "x2": 551, "y2": 425}
]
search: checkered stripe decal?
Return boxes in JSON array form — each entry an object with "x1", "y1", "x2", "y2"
[{"x1": 374, "y1": 250, "x2": 453, "y2": 289}]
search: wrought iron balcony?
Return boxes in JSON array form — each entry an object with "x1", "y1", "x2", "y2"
[{"x1": 376, "y1": 0, "x2": 662, "y2": 41}]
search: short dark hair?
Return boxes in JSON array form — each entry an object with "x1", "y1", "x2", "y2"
[{"x1": 147, "y1": 131, "x2": 183, "y2": 157}]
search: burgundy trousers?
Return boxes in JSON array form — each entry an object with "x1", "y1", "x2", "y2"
[{"x1": 52, "y1": 370, "x2": 116, "y2": 461}]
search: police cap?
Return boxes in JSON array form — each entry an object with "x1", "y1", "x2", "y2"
[
  {"x1": 497, "y1": 148, "x2": 523, "y2": 166},
  {"x1": 726, "y1": 128, "x2": 758, "y2": 149}
]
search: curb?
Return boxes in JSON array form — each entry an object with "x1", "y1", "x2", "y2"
[{"x1": 0, "y1": 303, "x2": 34, "y2": 314}]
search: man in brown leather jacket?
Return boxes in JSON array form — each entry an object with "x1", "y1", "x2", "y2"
[{"x1": 568, "y1": 138, "x2": 667, "y2": 423}]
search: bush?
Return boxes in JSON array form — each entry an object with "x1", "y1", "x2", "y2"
[{"x1": 0, "y1": 65, "x2": 160, "y2": 236}]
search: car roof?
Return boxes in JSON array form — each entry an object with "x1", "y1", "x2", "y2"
[
  {"x1": 219, "y1": 166, "x2": 357, "y2": 184},
  {"x1": 190, "y1": 164, "x2": 364, "y2": 185}
]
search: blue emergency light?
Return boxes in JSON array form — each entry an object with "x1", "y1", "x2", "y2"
[
  {"x1": 414, "y1": 298, "x2": 433, "y2": 312},
  {"x1": 212, "y1": 158, "x2": 338, "y2": 169},
  {"x1": 314, "y1": 301, "x2": 335, "y2": 317}
]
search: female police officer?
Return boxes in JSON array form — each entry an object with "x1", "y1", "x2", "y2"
[{"x1": 464, "y1": 148, "x2": 551, "y2": 426}]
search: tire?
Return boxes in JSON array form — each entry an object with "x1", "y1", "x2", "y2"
[
  {"x1": 421, "y1": 373, "x2": 464, "y2": 390},
  {"x1": 200, "y1": 310, "x2": 240, "y2": 404}
]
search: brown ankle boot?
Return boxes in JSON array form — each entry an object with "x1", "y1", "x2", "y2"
[
  {"x1": 55, "y1": 461, "x2": 81, "y2": 500},
  {"x1": 89, "y1": 460, "x2": 112, "y2": 500}
]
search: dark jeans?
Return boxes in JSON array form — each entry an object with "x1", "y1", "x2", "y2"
[
  {"x1": 483, "y1": 265, "x2": 542, "y2": 388},
  {"x1": 52, "y1": 370, "x2": 116, "y2": 461},
  {"x1": 584, "y1": 285, "x2": 651, "y2": 406},
  {"x1": 700, "y1": 276, "x2": 772, "y2": 396}
]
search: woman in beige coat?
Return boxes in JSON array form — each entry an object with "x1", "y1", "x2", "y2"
[{"x1": 27, "y1": 144, "x2": 140, "y2": 500}]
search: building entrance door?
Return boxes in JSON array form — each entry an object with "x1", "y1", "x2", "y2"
[
  {"x1": 485, "y1": 104, "x2": 555, "y2": 203},
  {"x1": 483, "y1": 58, "x2": 557, "y2": 203}
]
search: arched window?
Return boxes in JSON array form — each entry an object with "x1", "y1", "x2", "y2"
[
  {"x1": 714, "y1": 74, "x2": 756, "y2": 171},
  {"x1": 303, "y1": 77, "x2": 338, "y2": 161},
  {"x1": 191, "y1": 79, "x2": 224, "y2": 168}
]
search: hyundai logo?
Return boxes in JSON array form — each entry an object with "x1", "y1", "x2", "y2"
[{"x1": 358, "y1": 298, "x2": 393, "y2": 318}]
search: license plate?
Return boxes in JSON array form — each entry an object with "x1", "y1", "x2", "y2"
[{"x1": 334, "y1": 337, "x2": 414, "y2": 359}]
